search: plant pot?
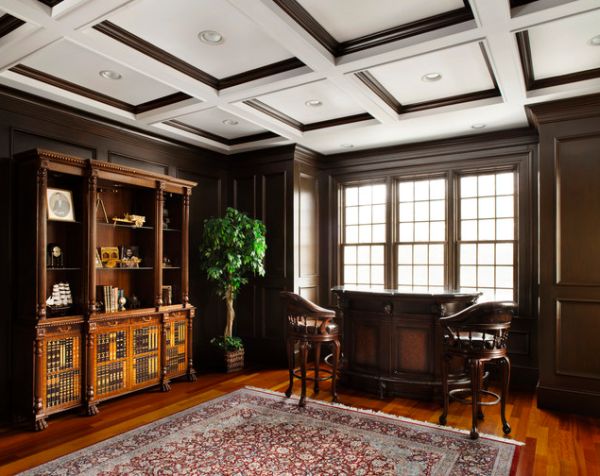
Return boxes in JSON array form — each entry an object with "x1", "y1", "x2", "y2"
[{"x1": 224, "y1": 348, "x2": 244, "y2": 373}]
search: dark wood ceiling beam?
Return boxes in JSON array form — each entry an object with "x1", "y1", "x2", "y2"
[
  {"x1": 10, "y1": 64, "x2": 192, "y2": 115},
  {"x1": 0, "y1": 13, "x2": 25, "y2": 39},
  {"x1": 164, "y1": 119, "x2": 278, "y2": 146},
  {"x1": 516, "y1": 30, "x2": 600, "y2": 90},
  {"x1": 272, "y1": 0, "x2": 474, "y2": 57}
]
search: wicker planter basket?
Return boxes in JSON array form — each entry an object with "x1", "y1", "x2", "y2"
[{"x1": 224, "y1": 348, "x2": 244, "y2": 373}]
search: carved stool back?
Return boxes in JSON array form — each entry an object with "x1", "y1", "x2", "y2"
[{"x1": 281, "y1": 291, "x2": 340, "y2": 407}]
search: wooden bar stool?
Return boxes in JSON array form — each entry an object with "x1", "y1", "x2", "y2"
[
  {"x1": 280, "y1": 291, "x2": 340, "y2": 407},
  {"x1": 438, "y1": 301, "x2": 515, "y2": 439}
]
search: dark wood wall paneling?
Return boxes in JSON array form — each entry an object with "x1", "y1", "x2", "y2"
[
  {"x1": 319, "y1": 129, "x2": 540, "y2": 388},
  {"x1": 528, "y1": 93, "x2": 600, "y2": 416},
  {"x1": 228, "y1": 145, "x2": 296, "y2": 366},
  {"x1": 0, "y1": 86, "x2": 227, "y2": 422}
]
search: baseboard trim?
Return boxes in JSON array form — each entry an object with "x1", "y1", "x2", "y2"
[{"x1": 537, "y1": 384, "x2": 600, "y2": 416}]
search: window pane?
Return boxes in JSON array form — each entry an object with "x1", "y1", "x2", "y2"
[
  {"x1": 479, "y1": 219, "x2": 495, "y2": 240},
  {"x1": 478, "y1": 197, "x2": 495, "y2": 219},
  {"x1": 497, "y1": 219, "x2": 514, "y2": 240},
  {"x1": 478, "y1": 243, "x2": 494, "y2": 265},
  {"x1": 414, "y1": 201, "x2": 429, "y2": 221},
  {"x1": 359, "y1": 186, "x2": 372, "y2": 205},
  {"x1": 398, "y1": 266, "x2": 413, "y2": 285},
  {"x1": 496, "y1": 266, "x2": 513, "y2": 288},
  {"x1": 461, "y1": 220, "x2": 477, "y2": 240},
  {"x1": 458, "y1": 171, "x2": 517, "y2": 300},
  {"x1": 496, "y1": 196, "x2": 514, "y2": 218},
  {"x1": 344, "y1": 246, "x2": 357, "y2": 265},
  {"x1": 372, "y1": 204, "x2": 386, "y2": 223},
  {"x1": 344, "y1": 265, "x2": 356, "y2": 283},
  {"x1": 345, "y1": 187, "x2": 358, "y2": 206},
  {"x1": 372, "y1": 224, "x2": 386, "y2": 242},
  {"x1": 346, "y1": 207, "x2": 358, "y2": 225},
  {"x1": 414, "y1": 222, "x2": 429, "y2": 241},
  {"x1": 478, "y1": 175, "x2": 495, "y2": 196},
  {"x1": 430, "y1": 179, "x2": 445, "y2": 200},
  {"x1": 415, "y1": 181, "x2": 429, "y2": 201},
  {"x1": 460, "y1": 266, "x2": 477, "y2": 287},
  {"x1": 399, "y1": 182, "x2": 414, "y2": 202},
  {"x1": 496, "y1": 243, "x2": 513, "y2": 265},
  {"x1": 496, "y1": 173, "x2": 514, "y2": 195},
  {"x1": 372, "y1": 184, "x2": 386, "y2": 204},
  {"x1": 371, "y1": 265, "x2": 384, "y2": 284},
  {"x1": 461, "y1": 176, "x2": 477, "y2": 197},
  {"x1": 414, "y1": 244, "x2": 428, "y2": 264},
  {"x1": 346, "y1": 226, "x2": 358, "y2": 243},
  {"x1": 357, "y1": 265, "x2": 370, "y2": 282},
  {"x1": 371, "y1": 246, "x2": 384, "y2": 264},
  {"x1": 357, "y1": 246, "x2": 370, "y2": 264},
  {"x1": 430, "y1": 200, "x2": 445, "y2": 220},
  {"x1": 460, "y1": 244, "x2": 477, "y2": 265},
  {"x1": 429, "y1": 266, "x2": 444, "y2": 286},
  {"x1": 414, "y1": 266, "x2": 428, "y2": 285},
  {"x1": 429, "y1": 244, "x2": 444, "y2": 265},
  {"x1": 430, "y1": 222, "x2": 445, "y2": 241},
  {"x1": 461, "y1": 198, "x2": 477, "y2": 219},
  {"x1": 399, "y1": 223, "x2": 414, "y2": 242},
  {"x1": 398, "y1": 245, "x2": 412, "y2": 264},
  {"x1": 399, "y1": 202, "x2": 413, "y2": 222},
  {"x1": 359, "y1": 205, "x2": 372, "y2": 224},
  {"x1": 359, "y1": 225, "x2": 372, "y2": 243}
]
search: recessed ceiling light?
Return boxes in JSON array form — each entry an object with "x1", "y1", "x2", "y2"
[
  {"x1": 198, "y1": 30, "x2": 225, "y2": 45},
  {"x1": 99, "y1": 70, "x2": 122, "y2": 80},
  {"x1": 222, "y1": 119, "x2": 239, "y2": 126},
  {"x1": 305, "y1": 99, "x2": 323, "y2": 107},
  {"x1": 421, "y1": 72, "x2": 442, "y2": 82},
  {"x1": 471, "y1": 123, "x2": 486, "y2": 130},
  {"x1": 590, "y1": 34, "x2": 600, "y2": 46},
  {"x1": 340, "y1": 143, "x2": 354, "y2": 149}
]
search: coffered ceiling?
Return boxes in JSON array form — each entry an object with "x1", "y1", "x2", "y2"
[{"x1": 0, "y1": 0, "x2": 598, "y2": 155}]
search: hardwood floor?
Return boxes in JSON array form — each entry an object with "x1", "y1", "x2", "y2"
[{"x1": 1, "y1": 368, "x2": 599, "y2": 475}]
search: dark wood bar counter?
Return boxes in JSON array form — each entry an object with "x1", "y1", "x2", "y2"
[{"x1": 332, "y1": 286, "x2": 480, "y2": 400}]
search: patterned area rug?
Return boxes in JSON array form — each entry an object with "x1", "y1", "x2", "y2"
[{"x1": 22, "y1": 387, "x2": 522, "y2": 475}]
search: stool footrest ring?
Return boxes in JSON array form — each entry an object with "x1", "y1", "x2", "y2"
[
  {"x1": 448, "y1": 388, "x2": 501, "y2": 406},
  {"x1": 292, "y1": 367, "x2": 334, "y2": 382}
]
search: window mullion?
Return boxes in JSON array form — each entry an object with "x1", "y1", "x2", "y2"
[{"x1": 386, "y1": 176, "x2": 395, "y2": 289}]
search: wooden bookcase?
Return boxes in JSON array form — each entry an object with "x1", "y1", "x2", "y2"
[{"x1": 13, "y1": 149, "x2": 197, "y2": 430}]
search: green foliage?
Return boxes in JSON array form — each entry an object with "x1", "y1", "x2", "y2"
[
  {"x1": 199, "y1": 207, "x2": 267, "y2": 299},
  {"x1": 210, "y1": 336, "x2": 244, "y2": 352}
]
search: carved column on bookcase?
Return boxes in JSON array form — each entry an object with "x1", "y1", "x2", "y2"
[
  {"x1": 182, "y1": 187, "x2": 191, "y2": 307},
  {"x1": 85, "y1": 321, "x2": 99, "y2": 415},
  {"x1": 37, "y1": 161, "x2": 48, "y2": 320},
  {"x1": 187, "y1": 309, "x2": 196, "y2": 381},
  {"x1": 155, "y1": 182, "x2": 165, "y2": 309},
  {"x1": 86, "y1": 167, "x2": 98, "y2": 314},
  {"x1": 33, "y1": 327, "x2": 47, "y2": 431},
  {"x1": 160, "y1": 313, "x2": 171, "y2": 391}
]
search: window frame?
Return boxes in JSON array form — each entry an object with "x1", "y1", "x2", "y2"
[{"x1": 336, "y1": 155, "x2": 532, "y2": 315}]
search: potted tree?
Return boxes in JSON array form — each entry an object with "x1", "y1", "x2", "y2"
[{"x1": 200, "y1": 207, "x2": 266, "y2": 372}]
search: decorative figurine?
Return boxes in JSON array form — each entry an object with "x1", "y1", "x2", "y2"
[{"x1": 47, "y1": 243, "x2": 64, "y2": 268}]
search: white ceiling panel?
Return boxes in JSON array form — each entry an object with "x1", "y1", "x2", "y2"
[
  {"x1": 368, "y1": 42, "x2": 495, "y2": 105},
  {"x1": 255, "y1": 80, "x2": 366, "y2": 123},
  {"x1": 174, "y1": 107, "x2": 269, "y2": 139},
  {"x1": 20, "y1": 39, "x2": 177, "y2": 105},
  {"x1": 527, "y1": 9, "x2": 600, "y2": 80},
  {"x1": 107, "y1": 0, "x2": 295, "y2": 79},
  {"x1": 296, "y1": 0, "x2": 465, "y2": 43}
]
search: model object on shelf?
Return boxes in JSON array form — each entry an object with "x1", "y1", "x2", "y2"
[
  {"x1": 46, "y1": 282, "x2": 72, "y2": 315},
  {"x1": 47, "y1": 243, "x2": 64, "y2": 268},
  {"x1": 112, "y1": 213, "x2": 146, "y2": 228}
]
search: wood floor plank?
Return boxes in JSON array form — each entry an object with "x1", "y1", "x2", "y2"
[{"x1": 0, "y1": 368, "x2": 599, "y2": 475}]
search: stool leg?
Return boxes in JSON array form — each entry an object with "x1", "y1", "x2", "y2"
[
  {"x1": 299, "y1": 340, "x2": 308, "y2": 407},
  {"x1": 501, "y1": 355, "x2": 511, "y2": 435},
  {"x1": 478, "y1": 363, "x2": 485, "y2": 421},
  {"x1": 331, "y1": 338, "x2": 341, "y2": 403},
  {"x1": 439, "y1": 353, "x2": 449, "y2": 426},
  {"x1": 470, "y1": 359, "x2": 481, "y2": 440},
  {"x1": 285, "y1": 338, "x2": 294, "y2": 398},
  {"x1": 313, "y1": 342, "x2": 321, "y2": 394}
]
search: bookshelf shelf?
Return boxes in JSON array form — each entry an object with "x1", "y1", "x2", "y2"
[{"x1": 14, "y1": 149, "x2": 197, "y2": 431}]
